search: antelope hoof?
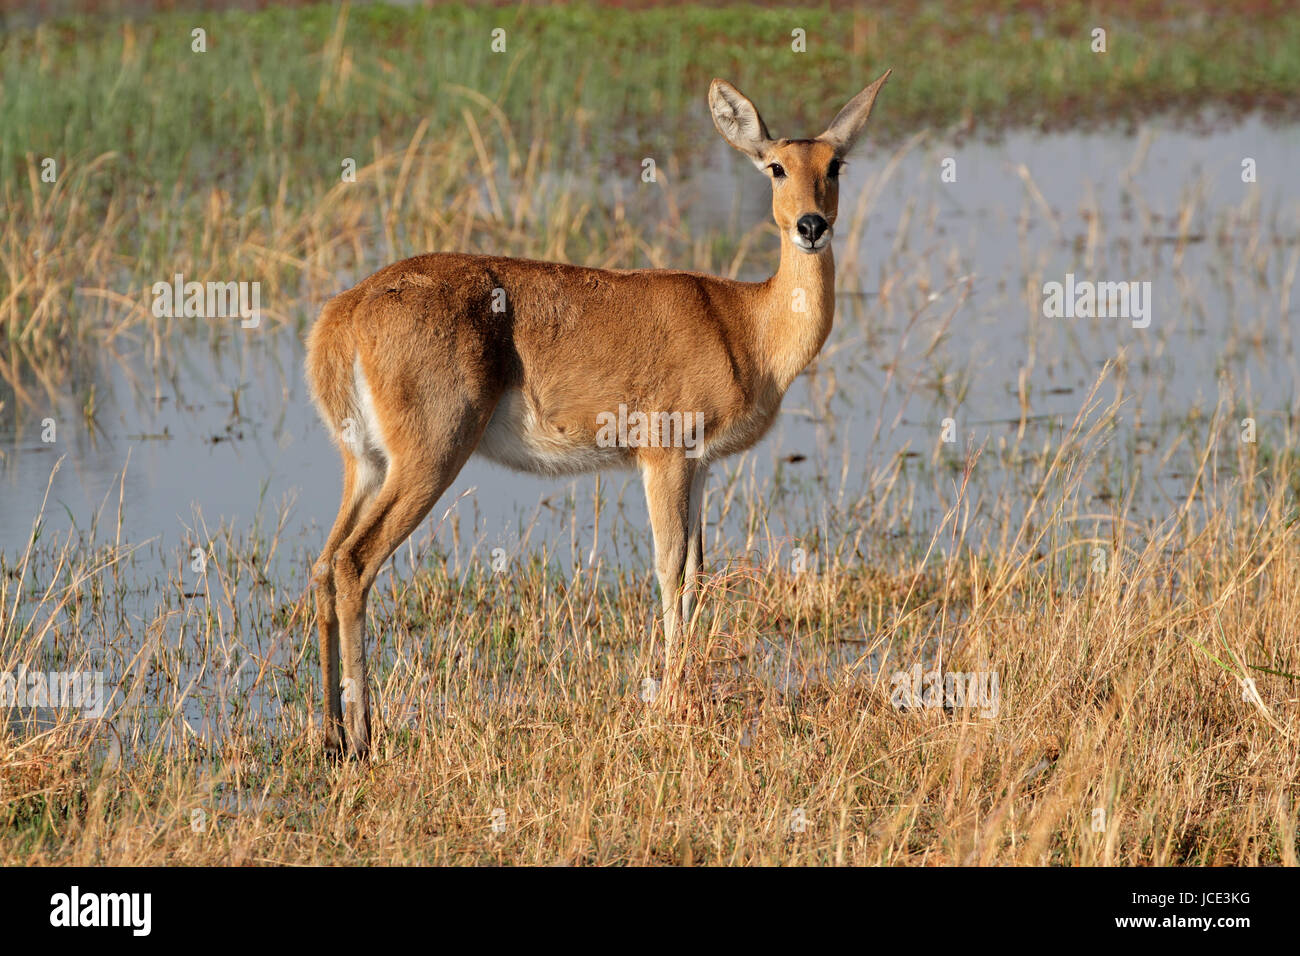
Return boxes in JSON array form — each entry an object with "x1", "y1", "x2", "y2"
[
  {"x1": 322, "y1": 720, "x2": 344, "y2": 755},
  {"x1": 344, "y1": 707, "x2": 371, "y2": 759}
]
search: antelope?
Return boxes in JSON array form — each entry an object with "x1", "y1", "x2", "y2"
[{"x1": 307, "y1": 70, "x2": 892, "y2": 756}]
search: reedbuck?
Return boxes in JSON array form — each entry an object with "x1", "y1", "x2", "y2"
[{"x1": 307, "y1": 70, "x2": 892, "y2": 755}]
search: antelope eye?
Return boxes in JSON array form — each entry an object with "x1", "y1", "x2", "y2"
[
  {"x1": 828, "y1": 159, "x2": 843, "y2": 178},
  {"x1": 767, "y1": 163, "x2": 786, "y2": 179}
]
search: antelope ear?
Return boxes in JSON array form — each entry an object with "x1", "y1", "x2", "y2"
[
  {"x1": 709, "y1": 79, "x2": 775, "y2": 168},
  {"x1": 818, "y1": 69, "x2": 892, "y2": 155}
]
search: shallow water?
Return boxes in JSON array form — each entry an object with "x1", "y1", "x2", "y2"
[
  {"x1": 4, "y1": 114, "x2": 1298, "y2": 743},
  {"x1": 3, "y1": 113, "x2": 1295, "y2": 573}
]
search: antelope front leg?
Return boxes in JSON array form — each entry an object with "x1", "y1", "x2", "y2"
[
  {"x1": 681, "y1": 464, "x2": 708, "y2": 634},
  {"x1": 642, "y1": 457, "x2": 693, "y2": 697}
]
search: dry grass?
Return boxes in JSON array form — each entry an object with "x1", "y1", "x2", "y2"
[
  {"x1": 3, "y1": 380, "x2": 1298, "y2": 865},
  {"x1": 5, "y1": 0, "x2": 1300, "y2": 361},
  {"x1": 2, "y1": 1, "x2": 1297, "y2": 867}
]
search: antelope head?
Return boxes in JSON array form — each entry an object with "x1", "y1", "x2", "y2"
[{"x1": 708, "y1": 70, "x2": 892, "y2": 254}]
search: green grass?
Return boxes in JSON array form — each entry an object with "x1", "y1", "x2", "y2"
[
  {"x1": 2, "y1": 1, "x2": 1298, "y2": 355},
  {"x1": 1, "y1": 1, "x2": 1297, "y2": 867},
  {"x1": 3, "y1": 1, "x2": 1299, "y2": 198}
]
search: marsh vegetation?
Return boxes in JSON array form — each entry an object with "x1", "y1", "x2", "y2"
[{"x1": 1, "y1": 1, "x2": 1298, "y2": 864}]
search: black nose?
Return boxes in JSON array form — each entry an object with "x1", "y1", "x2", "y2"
[{"x1": 796, "y1": 214, "x2": 829, "y2": 244}]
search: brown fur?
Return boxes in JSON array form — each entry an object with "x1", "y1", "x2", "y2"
[{"x1": 306, "y1": 71, "x2": 891, "y2": 756}]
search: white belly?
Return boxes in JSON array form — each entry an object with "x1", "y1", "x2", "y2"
[{"x1": 477, "y1": 389, "x2": 627, "y2": 477}]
